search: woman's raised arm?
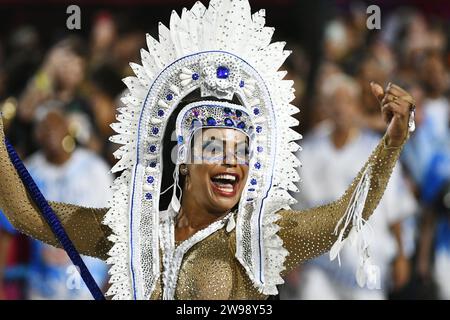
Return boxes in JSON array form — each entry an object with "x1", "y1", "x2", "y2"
[
  {"x1": 277, "y1": 82, "x2": 414, "y2": 276},
  {"x1": 277, "y1": 134, "x2": 403, "y2": 275}
]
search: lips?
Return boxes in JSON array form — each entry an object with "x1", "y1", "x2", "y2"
[{"x1": 210, "y1": 173, "x2": 240, "y2": 197}]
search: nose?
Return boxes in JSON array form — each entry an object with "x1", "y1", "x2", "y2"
[{"x1": 222, "y1": 148, "x2": 238, "y2": 166}]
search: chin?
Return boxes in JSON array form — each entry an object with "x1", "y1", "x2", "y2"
[
  {"x1": 207, "y1": 186, "x2": 242, "y2": 214},
  {"x1": 212, "y1": 199, "x2": 239, "y2": 213}
]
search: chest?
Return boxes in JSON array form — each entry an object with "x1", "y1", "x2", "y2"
[{"x1": 150, "y1": 219, "x2": 264, "y2": 300}]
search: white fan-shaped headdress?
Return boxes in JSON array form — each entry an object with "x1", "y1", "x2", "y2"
[{"x1": 104, "y1": 0, "x2": 301, "y2": 300}]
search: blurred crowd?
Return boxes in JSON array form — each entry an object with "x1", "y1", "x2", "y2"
[
  {"x1": 0, "y1": 2, "x2": 449, "y2": 300},
  {"x1": 281, "y1": 5, "x2": 450, "y2": 300}
]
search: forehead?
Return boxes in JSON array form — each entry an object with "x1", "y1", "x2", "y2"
[{"x1": 197, "y1": 128, "x2": 248, "y2": 143}]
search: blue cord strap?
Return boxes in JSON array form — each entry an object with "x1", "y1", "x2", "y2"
[{"x1": 5, "y1": 139, "x2": 106, "y2": 300}]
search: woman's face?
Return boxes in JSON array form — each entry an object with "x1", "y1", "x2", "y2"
[{"x1": 183, "y1": 128, "x2": 249, "y2": 214}]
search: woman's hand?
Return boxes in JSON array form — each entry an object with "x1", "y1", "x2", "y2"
[{"x1": 370, "y1": 82, "x2": 415, "y2": 147}]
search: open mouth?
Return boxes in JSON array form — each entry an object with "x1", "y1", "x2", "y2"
[{"x1": 210, "y1": 173, "x2": 240, "y2": 197}]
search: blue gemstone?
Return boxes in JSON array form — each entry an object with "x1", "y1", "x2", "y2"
[
  {"x1": 216, "y1": 66, "x2": 230, "y2": 79},
  {"x1": 254, "y1": 162, "x2": 261, "y2": 169},
  {"x1": 192, "y1": 73, "x2": 199, "y2": 80},
  {"x1": 147, "y1": 176, "x2": 154, "y2": 184},
  {"x1": 248, "y1": 188, "x2": 255, "y2": 192},
  {"x1": 256, "y1": 126, "x2": 262, "y2": 133},
  {"x1": 178, "y1": 136, "x2": 184, "y2": 144},
  {"x1": 250, "y1": 178, "x2": 257, "y2": 185},
  {"x1": 235, "y1": 110, "x2": 242, "y2": 117},
  {"x1": 152, "y1": 127, "x2": 159, "y2": 135},
  {"x1": 253, "y1": 108, "x2": 260, "y2": 115},
  {"x1": 145, "y1": 193, "x2": 152, "y2": 200},
  {"x1": 157, "y1": 109, "x2": 165, "y2": 117},
  {"x1": 237, "y1": 121, "x2": 246, "y2": 129},
  {"x1": 166, "y1": 93, "x2": 173, "y2": 101},
  {"x1": 239, "y1": 80, "x2": 245, "y2": 88},
  {"x1": 224, "y1": 118, "x2": 234, "y2": 126},
  {"x1": 149, "y1": 161, "x2": 157, "y2": 168},
  {"x1": 206, "y1": 117, "x2": 217, "y2": 126},
  {"x1": 149, "y1": 145, "x2": 157, "y2": 153},
  {"x1": 257, "y1": 146, "x2": 263, "y2": 153},
  {"x1": 223, "y1": 107, "x2": 231, "y2": 115}
]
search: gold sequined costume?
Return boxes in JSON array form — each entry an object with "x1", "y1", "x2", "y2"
[{"x1": 0, "y1": 114, "x2": 403, "y2": 299}]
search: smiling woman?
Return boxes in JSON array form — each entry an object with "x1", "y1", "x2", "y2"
[
  {"x1": 0, "y1": 0, "x2": 417, "y2": 300},
  {"x1": 184, "y1": 128, "x2": 249, "y2": 209}
]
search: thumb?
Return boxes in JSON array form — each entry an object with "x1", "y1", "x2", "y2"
[{"x1": 370, "y1": 81, "x2": 384, "y2": 103}]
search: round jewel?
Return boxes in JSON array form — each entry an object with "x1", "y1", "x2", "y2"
[{"x1": 216, "y1": 66, "x2": 230, "y2": 79}]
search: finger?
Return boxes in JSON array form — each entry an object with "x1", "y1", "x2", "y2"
[
  {"x1": 386, "y1": 85, "x2": 415, "y2": 106},
  {"x1": 382, "y1": 93, "x2": 400, "y2": 105},
  {"x1": 389, "y1": 83, "x2": 409, "y2": 95},
  {"x1": 386, "y1": 85, "x2": 405, "y2": 97},
  {"x1": 400, "y1": 95, "x2": 416, "y2": 107},
  {"x1": 383, "y1": 102, "x2": 408, "y2": 120},
  {"x1": 381, "y1": 103, "x2": 395, "y2": 123},
  {"x1": 370, "y1": 81, "x2": 384, "y2": 103}
]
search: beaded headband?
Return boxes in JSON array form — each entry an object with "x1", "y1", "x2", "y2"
[{"x1": 175, "y1": 101, "x2": 254, "y2": 164}]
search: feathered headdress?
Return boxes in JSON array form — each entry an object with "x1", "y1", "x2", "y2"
[{"x1": 104, "y1": 0, "x2": 301, "y2": 300}]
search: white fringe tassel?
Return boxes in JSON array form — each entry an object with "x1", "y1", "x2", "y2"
[{"x1": 329, "y1": 164, "x2": 377, "y2": 288}]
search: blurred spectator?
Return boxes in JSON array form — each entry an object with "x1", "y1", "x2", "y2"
[
  {"x1": 415, "y1": 148, "x2": 450, "y2": 300},
  {"x1": 356, "y1": 43, "x2": 396, "y2": 132},
  {"x1": 14, "y1": 36, "x2": 101, "y2": 155},
  {"x1": 2, "y1": 26, "x2": 42, "y2": 99},
  {"x1": 22, "y1": 106, "x2": 112, "y2": 299},
  {"x1": 110, "y1": 15, "x2": 145, "y2": 78},
  {"x1": 418, "y1": 51, "x2": 449, "y2": 141},
  {"x1": 88, "y1": 63, "x2": 125, "y2": 166},
  {"x1": 89, "y1": 12, "x2": 118, "y2": 69}
]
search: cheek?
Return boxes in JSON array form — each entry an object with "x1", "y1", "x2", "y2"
[
  {"x1": 239, "y1": 166, "x2": 249, "y2": 189},
  {"x1": 186, "y1": 166, "x2": 211, "y2": 189}
]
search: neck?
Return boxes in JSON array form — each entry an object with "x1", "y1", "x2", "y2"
[
  {"x1": 331, "y1": 124, "x2": 359, "y2": 149},
  {"x1": 175, "y1": 193, "x2": 228, "y2": 242},
  {"x1": 178, "y1": 200, "x2": 226, "y2": 229},
  {"x1": 46, "y1": 150, "x2": 71, "y2": 166}
]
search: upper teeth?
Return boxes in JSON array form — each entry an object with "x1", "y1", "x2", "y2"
[{"x1": 214, "y1": 174, "x2": 236, "y2": 182}]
